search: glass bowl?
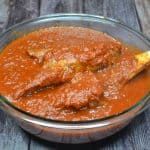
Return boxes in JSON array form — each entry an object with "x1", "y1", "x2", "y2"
[{"x1": 0, "y1": 14, "x2": 150, "y2": 144}]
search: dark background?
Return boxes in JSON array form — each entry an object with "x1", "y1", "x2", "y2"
[{"x1": 0, "y1": 0, "x2": 149, "y2": 150}]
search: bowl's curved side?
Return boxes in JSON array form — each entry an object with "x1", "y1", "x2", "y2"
[
  {"x1": 0, "y1": 99, "x2": 132, "y2": 143},
  {"x1": 19, "y1": 119, "x2": 131, "y2": 143},
  {"x1": 0, "y1": 90, "x2": 148, "y2": 143}
]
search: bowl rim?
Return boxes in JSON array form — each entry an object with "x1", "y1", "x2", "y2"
[{"x1": 0, "y1": 13, "x2": 150, "y2": 129}]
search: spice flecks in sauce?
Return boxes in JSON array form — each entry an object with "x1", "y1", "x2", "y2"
[{"x1": 0, "y1": 27, "x2": 149, "y2": 121}]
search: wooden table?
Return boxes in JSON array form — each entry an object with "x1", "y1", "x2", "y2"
[{"x1": 0, "y1": 0, "x2": 150, "y2": 149}]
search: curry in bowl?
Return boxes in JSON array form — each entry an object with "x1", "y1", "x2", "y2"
[{"x1": 0, "y1": 27, "x2": 149, "y2": 121}]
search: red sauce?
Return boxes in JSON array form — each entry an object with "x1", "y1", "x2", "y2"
[{"x1": 0, "y1": 27, "x2": 149, "y2": 121}]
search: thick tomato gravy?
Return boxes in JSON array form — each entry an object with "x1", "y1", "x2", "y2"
[{"x1": 0, "y1": 27, "x2": 149, "y2": 121}]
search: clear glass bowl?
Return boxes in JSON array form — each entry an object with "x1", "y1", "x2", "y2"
[{"x1": 0, "y1": 14, "x2": 150, "y2": 144}]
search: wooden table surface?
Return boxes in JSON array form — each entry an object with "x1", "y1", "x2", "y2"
[{"x1": 0, "y1": 0, "x2": 150, "y2": 150}]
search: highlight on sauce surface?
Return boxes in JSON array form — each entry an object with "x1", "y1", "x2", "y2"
[{"x1": 0, "y1": 27, "x2": 149, "y2": 121}]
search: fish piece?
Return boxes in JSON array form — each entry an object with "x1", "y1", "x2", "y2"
[
  {"x1": 27, "y1": 48, "x2": 51, "y2": 63},
  {"x1": 49, "y1": 71, "x2": 103, "y2": 109},
  {"x1": 14, "y1": 59, "x2": 83, "y2": 98}
]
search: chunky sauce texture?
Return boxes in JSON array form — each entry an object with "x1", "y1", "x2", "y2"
[{"x1": 0, "y1": 27, "x2": 149, "y2": 121}]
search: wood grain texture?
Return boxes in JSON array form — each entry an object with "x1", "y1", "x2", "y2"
[
  {"x1": 40, "y1": 0, "x2": 141, "y2": 30},
  {"x1": 135, "y1": 0, "x2": 150, "y2": 38},
  {"x1": 0, "y1": 0, "x2": 149, "y2": 150},
  {"x1": 79, "y1": 0, "x2": 140, "y2": 31},
  {"x1": 7, "y1": 0, "x2": 40, "y2": 28},
  {"x1": 0, "y1": 0, "x2": 9, "y2": 32},
  {"x1": 40, "y1": 0, "x2": 83, "y2": 15},
  {"x1": 103, "y1": 0, "x2": 141, "y2": 31},
  {"x1": 29, "y1": 136, "x2": 57, "y2": 150},
  {"x1": 0, "y1": 110, "x2": 29, "y2": 150}
]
